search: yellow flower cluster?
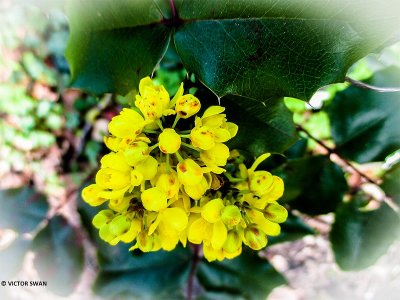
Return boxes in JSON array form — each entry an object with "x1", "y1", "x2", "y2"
[
  {"x1": 82, "y1": 77, "x2": 287, "y2": 262},
  {"x1": 187, "y1": 153, "x2": 287, "y2": 261}
]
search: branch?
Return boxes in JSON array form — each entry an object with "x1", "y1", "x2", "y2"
[
  {"x1": 296, "y1": 125, "x2": 399, "y2": 213},
  {"x1": 345, "y1": 76, "x2": 400, "y2": 93},
  {"x1": 187, "y1": 243, "x2": 201, "y2": 300}
]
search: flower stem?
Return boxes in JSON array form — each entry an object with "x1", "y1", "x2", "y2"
[
  {"x1": 156, "y1": 120, "x2": 164, "y2": 131},
  {"x1": 172, "y1": 115, "x2": 180, "y2": 129},
  {"x1": 148, "y1": 143, "x2": 159, "y2": 153},
  {"x1": 175, "y1": 151, "x2": 184, "y2": 162},
  {"x1": 166, "y1": 154, "x2": 171, "y2": 172},
  {"x1": 224, "y1": 172, "x2": 245, "y2": 183},
  {"x1": 182, "y1": 142, "x2": 199, "y2": 151}
]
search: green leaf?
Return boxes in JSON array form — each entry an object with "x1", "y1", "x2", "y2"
[
  {"x1": 0, "y1": 237, "x2": 31, "y2": 278},
  {"x1": 223, "y1": 96, "x2": 298, "y2": 156},
  {"x1": 328, "y1": 67, "x2": 400, "y2": 163},
  {"x1": 65, "y1": 0, "x2": 172, "y2": 94},
  {"x1": 381, "y1": 165, "x2": 400, "y2": 205},
  {"x1": 66, "y1": 0, "x2": 399, "y2": 99},
  {"x1": 330, "y1": 195, "x2": 400, "y2": 270},
  {"x1": 197, "y1": 250, "x2": 286, "y2": 300},
  {"x1": 0, "y1": 187, "x2": 49, "y2": 233},
  {"x1": 32, "y1": 216, "x2": 84, "y2": 296},
  {"x1": 269, "y1": 212, "x2": 314, "y2": 245},
  {"x1": 94, "y1": 247, "x2": 191, "y2": 300},
  {"x1": 174, "y1": 0, "x2": 400, "y2": 101},
  {"x1": 275, "y1": 156, "x2": 348, "y2": 215}
]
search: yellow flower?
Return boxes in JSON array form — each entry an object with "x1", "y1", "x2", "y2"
[
  {"x1": 190, "y1": 126, "x2": 216, "y2": 150},
  {"x1": 141, "y1": 187, "x2": 168, "y2": 211},
  {"x1": 108, "y1": 108, "x2": 147, "y2": 139},
  {"x1": 82, "y1": 184, "x2": 108, "y2": 206},
  {"x1": 123, "y1": 141, "x2": 149, "y2": 166},
  {"x1": 177, "y1": 159, "x2": 203, "y2": 186},
  {"x1": 200, "y1": 143, "x2": 230, "y2": 174},
  {"x1": 190, "y1": 106, "x2": 238, "y2": 150},
  {"x1": 244, "y1": 226, "x2": 268, "y2": 250},
  {"x1": 156, "y1": 171, "x2": 180, "y2": 199},
  {"x1": 158, "y1": 128, "x2": 181, "y2": 154},
  {"x1": 175, "y1": 94, "x2": 201, "y2": 118},
  {"x1": 135, "y1": 77, "x2": 175, "y2": 120}
]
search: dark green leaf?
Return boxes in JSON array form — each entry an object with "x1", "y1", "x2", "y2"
[
  {"x1": 381, "y1": 165, "x2": 400, "y2": 205},
  {"x1": 197, "y1": 250, "x2": 286, "y2": 300},
  {"x1": 328, "y1": 67, "x2": 400, "y2": 163},
  {"x1": 223, "y1": 96, "x2": 298, "y2": 156},
  {"x1": 32, "y1": 216, "x2": 84, "y2": 296},
  {"x1": 65, "y1": 0, "x2": 172, "y2": 94},
  {"x1": 0, "y1": 236, "x2": 31, "y2": 278},
  {"x1": 174, "y1": 0, "x2": 400, "y2": 101},
  {"x1": 284, "y1": 138, "x2": 308, "y2": 159},
  {"x1": 0, "y1": 187, "x2": 49, "y2": 233},
  {"x1": 94, "y1": 246, "x2": 191, "y2": 300},
  {"x1": 330, "y1": 195, "x2": 400, "y2": 270},
  {"x1": 269, "y1": 213, "x2": 314, "y2": 245},
  {"x1": 275, "y1": 156, "x2": 348, "y2": 215}
]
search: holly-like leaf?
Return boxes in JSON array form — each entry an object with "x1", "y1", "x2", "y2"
[
  {"x1": 0, "y1": 187, "x2": 49, "y2": 233},
  {"x1": 197, "y1": 250, "x2": 286, "y2": 300},
  {"x1": 275, "y1": 156, "x2": 348, "y2": 215},
  {"x1": 66, "y1": 0, "x2": 399, "y2": 100},
  {"x1": 330, "y1": 195, "x2": 400, "y2": 270},
  {"x1": 328, "y1": 67, "x2": 400, "y2": 163},
  {"x1": 65, "y1": 0, "x2": 172, "y2": 94},
  {"x1": 223, "y1": 96, "x2": 298, "y2": 156},
  {"x1": 94, "y1": 246, "x2": 191, "y2": 300},
  {"x1": 174, "y1": 0, "x2": 400, "y2": 102},
  {"x1": 32, "y1": 216, "x2": 84, "y2": 296}
]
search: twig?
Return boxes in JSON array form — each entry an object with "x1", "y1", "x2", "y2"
[
  {"x1": 345, "y1": 76, "x2": 400, "y2": 93},
  {"x1": 187, "y1": 244, "x2": 201, "y2": 300},
  {"x1": 169, "y1": 0, "x2": 176, "y2": 19},
  {"x1": 296, "y1": 125, "x2": 400, "y2": 213}
]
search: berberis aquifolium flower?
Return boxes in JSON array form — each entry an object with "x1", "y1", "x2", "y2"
[{"x1": 82, "y1": 76, "x2": 287, "y2": 262}]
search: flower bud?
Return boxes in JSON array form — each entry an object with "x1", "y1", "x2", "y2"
[
  {"x1": 141, "y1": 187, "x2": 168, "y2": 211},
  {"x1": 244, "y1": 226, "x2": 268, "y2": 250},
  {"x1": 119, "y1": 219, "x2": 141, "y2": 243},
  {"x1": 184, "y1": 176, "x2": 208, "y2": 200},
  {"x1": 223, "y1": 230, "x2": 243, "y2": 253},
  {"x1": 177, "y1": 159, "x2": 203, "y2": 186},
  {"x1": 264, "y1": 203, "x2": 288, "y2": 223},
  {"x1": 158, "y1": 128, "x2": 181, "y2": 154},
  {"x1": 175, "y1": 94, "x2": 201, "y2": 118},
  {"x1": 82, "y1": 184, "x2": 107, "y2": 206},
  {"x1": 92, "y1": 209, "x2": 114, "y2": 229},
  {"x1": 135, "y1": 156, "x2": 158, "y2": 180},
  {"x1": 136, "y1": 231, "x2": 155, "y2": 252},
  {"x1": 201, "y1": 198, "x2": 224, "y2": 223},
  {"x1": 108, "y1": 215, "x2": 131, "y2": 237},
  {"x1": 221, "y1": 205, "x2": 242, "y2": 226}
]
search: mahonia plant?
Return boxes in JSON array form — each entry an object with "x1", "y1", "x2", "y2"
[{"x1": 82, "y1": 77, "x2": 288, "y2": 262}]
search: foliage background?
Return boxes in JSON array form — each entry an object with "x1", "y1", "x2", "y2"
[{"x1": 0, "y1": 1, "x2": 399, "y2": 299}]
